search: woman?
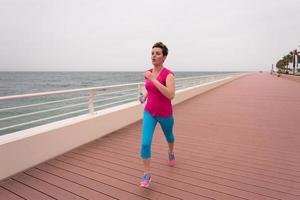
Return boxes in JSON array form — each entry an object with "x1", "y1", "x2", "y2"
[{"x1": 139, "y1": 42, "x2": 176, "y2": 188}]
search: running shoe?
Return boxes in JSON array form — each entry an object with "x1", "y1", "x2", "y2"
[
  {"x1": 168, "y1": 151, "x2": 175, "y2": 167},
  {"x1": 140, "y1": 172, "x2": 152, "y2": 188}
]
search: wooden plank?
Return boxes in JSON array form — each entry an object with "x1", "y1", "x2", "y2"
[
  {"x1": 99, "y1": 137, "x2": 300, "y2": 177},
  {"x1": 94, "y1": 138, "x2": 300, "y2": 180},
  {"x1": 25, "y1": 168, "x2": 114, "y2": 200},
  {"x1": 72, "y1": 146, "x2": 298, "y2": 200},
  {"x1": 56, "y1": 154, "x2": 224, "y2": 200},
  {"x1": 0, "y1": 179, "x2": 54, "y2": 200},
  {"x1": 104, "y1": 133, "x2": 300, "y2": 170},
  {"x1": 86, "y1": 140, "x2": 300, "y2": 197},
  {"x1": 64, "y1": 149, "x2": 268, "y2": 200},
  {"x1": 47, "y1": 159, "x2": 178, "y2": 200},
  {"x1": 0, "y1": 186, "x2": 24, "y2": 200},
  {"x1": 37, "y1": 162, "x2": 156, "y2": 200},
  {"x1": 39, "y1": 161, "x2": 210, "y2": 200},
  {"x1": 93, "y1": 136, "x2": 300, "y2": 187},
  {"x1": 13, "y1": 173, "x2": 85, "y2": 200}
]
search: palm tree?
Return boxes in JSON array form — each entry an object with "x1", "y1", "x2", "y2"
[
  {"x1": 282, "y1": 54, "x2": 292, "y2": 74},
  {"x1": 276, "y1": 59, "x2": 285, "y2": 73}
]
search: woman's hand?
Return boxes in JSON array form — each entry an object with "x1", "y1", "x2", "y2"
[
  {"x1": 138, "y1": 92, "x2": 148, "y2": 104},
  {"x1": 144, "y1": 71, "x2": 155, "y2": 81},
  {"x1": 139, "y1": 95, "x2": 146, "y2": 104}
]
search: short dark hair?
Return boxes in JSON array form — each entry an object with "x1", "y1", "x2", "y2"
[{"x1": 152, "y1": 42, "x2": 168, "y2": 56}]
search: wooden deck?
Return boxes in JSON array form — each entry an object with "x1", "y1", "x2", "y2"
[{"x1": 1, "y1": 72, "x2": 300, "y2": 200}]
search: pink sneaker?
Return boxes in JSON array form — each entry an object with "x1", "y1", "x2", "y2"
[
  {"x1": 168, "y1": 152, "x2": 175, "y2": 167},
  {"x1": 140, "y1": 173, "x2": 152, "y2": 188}
]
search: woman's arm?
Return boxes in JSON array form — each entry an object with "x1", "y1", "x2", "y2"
[{"x1": 145, "y1": 71, "x2": 175, "y2": 100}]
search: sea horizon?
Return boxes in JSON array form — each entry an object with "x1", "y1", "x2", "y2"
[
  {"x1": 0, "y1": 71, "x2": 239, "y2": 97},
  {"x1": 0, "y1": 71, "x2": 239, "y2": 135}
]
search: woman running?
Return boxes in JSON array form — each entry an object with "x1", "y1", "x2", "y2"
[{"x1": 139, "y1": 42, "x2": 176, "y2": 188}]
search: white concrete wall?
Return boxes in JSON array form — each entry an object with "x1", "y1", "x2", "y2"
[{"x1": 0, "y1": 74, "x2": 247, "y2": 181}]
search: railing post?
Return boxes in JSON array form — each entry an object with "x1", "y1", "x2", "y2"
[
  {"x1": 88, "y1": 90, "x2": 96, "y2": 114},
  {"x1": 182, "y1": 79, "x2": 186, "y2": 89},
  {"x1": 138, "y1": 83, "x2": 145, "y2": 94}
]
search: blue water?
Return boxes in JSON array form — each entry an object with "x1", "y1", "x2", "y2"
[
  {"x1": 0, "y1": 71, "x2": 228, "y2": 96},
  {"x1": 0, "y1": 71, "x2": 233, "y2": 135}
]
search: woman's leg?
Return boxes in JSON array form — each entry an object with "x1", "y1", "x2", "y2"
[
  {"x1": 158, "y1": 116, "x2": 176, "y2": 166},
  {"x1": 158, "y1": 115, "x2": 175, "y2": 152},
  {"x1": 141, "y1": 111, "x2": 157, "y2": 172},
  {"x1": 140, "y1": 111, "x2": 157, "y2": 187},
  {"x1": 167, "y1": 142, "x2": 174, "y2": 153}
]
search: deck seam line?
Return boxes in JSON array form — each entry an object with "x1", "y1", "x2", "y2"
[
  {"x1": 54, "y1": 156, "x2": 245, "y2": 200},
  {"x1": 11, "y1": 178, "x2": 58, "y2": 200},
  {"x1": 68, "y1": 151, "x2": 286, "y2": 200},
  {"x1": 82, "y1": 144, "x2": 300, "y2": 195},
  {"x1": 22, "y1": 171, "x2": 88, "y2": 200},
  {"x1": 96, "y1": 139, "x2": 300, "y2": 172},
  {"x1": 45, "y1": 161, "x2": 155, "y2": 200},
  {"x1": 32, "y1": 167, "x2": 119, "y2": 200},
  {"x1": 80, "y1": 146, "x2": 300, "y2": 184},
  {"x1": 0, "y1": 185, "x2": 27, "y2": 200}
]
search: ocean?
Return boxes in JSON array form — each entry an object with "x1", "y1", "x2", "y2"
[
  {"x1": 0, "y1": 71, "x2": 228, "y2": 97},
  {"x1": 0, "y1": 71, "x2": 233, "y2": 135}
]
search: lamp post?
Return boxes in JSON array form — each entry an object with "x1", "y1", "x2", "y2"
[
  {"x1": 291, "y1": 48, "x2": 299, "y2": 75},
  {"x1": 295, "y1": 45, "x2": 300, "y2": 74},
  {"x1": 271, "y1": 64, "x2": 273, "y2": 74},
  {"x1": 298, "y1": 45, "x2": 300, "y2": 69}
]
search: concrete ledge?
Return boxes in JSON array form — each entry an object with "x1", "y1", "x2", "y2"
[{"x1": 0, "y1": 73, "x2": 248, "y2": 181}]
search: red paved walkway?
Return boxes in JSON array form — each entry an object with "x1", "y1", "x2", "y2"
[{"x1": 1, "y1": 72, "x2": 300, "y2": 199}]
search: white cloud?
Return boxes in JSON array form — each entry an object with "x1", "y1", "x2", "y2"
[{"x1": 0, "y1": 0, "x2": 299, "y2": 71}]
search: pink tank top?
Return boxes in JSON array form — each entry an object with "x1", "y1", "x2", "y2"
[{"x1": 144, "y1": 67, "x2": 173, "y2": 117}]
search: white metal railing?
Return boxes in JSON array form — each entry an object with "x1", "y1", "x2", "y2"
[{"x1": 0, "y1": 72, "x2": 241, "y2": 135}]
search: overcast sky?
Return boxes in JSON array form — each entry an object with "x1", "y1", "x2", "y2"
[{"x1": 0, "y1": 0, "x2": 299, "y2": 71}]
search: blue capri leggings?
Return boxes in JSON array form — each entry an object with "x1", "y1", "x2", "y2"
[{"x1": 141, "y1": 111, "x2": 175, "y2": 159}]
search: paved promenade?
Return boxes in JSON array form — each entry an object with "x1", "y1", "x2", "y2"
[{"x1": 1, "y1": 72, "x2": 300, "y2": 199}]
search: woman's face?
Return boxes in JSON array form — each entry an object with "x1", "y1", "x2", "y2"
[{"x1": 152, "y1": 47, "x2": 166, "y2": 66}]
